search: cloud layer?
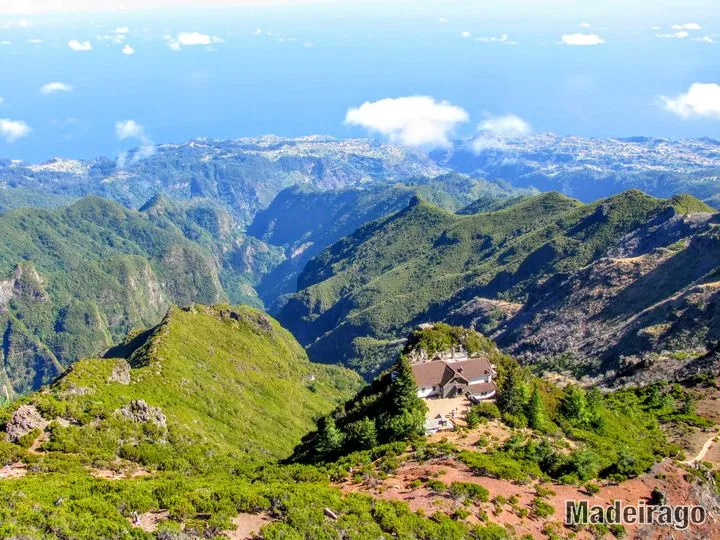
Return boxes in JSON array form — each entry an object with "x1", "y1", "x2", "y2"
[
  {"x1": 662, "y1": 83, "x2": 720, "y2": 119},
  {"x1": 0, "y1": 119, "x2": 31, "y2": 142},
  {"x1": 345, "y1": 96, "x2": 469, "y2": 148}
]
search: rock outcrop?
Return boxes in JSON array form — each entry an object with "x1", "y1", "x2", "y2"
[
  {"x1": 118, "y1": 400, "x2": 167, "y2": 428},
  {"x1": 5, "y1": 404, "x2": 46, "y2": 442}
]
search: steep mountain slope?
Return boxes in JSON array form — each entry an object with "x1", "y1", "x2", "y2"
[
  {"x1": 432, "y1": 134, "x2": 720, "y2": 206},
  {"x1": 1, "y1": 304, "x2": 361, "y2": 460},
  {"x1": 490, "y1": 211, "x2": 720, "y2": 382},
  {"x1": 138, "y1": 194, "x2": 284, "y2": 304},
  {"x1": 278, "y1": 190, "x2": 718, "y2": 379},
  {"x1": 0, "y1": 197, "x2": 229, "y2": 398},
  {"x1": 249, "y1": 174, "x2": 531, "y2": 306},
  {"x1": 0, "y1": 137, "x2": 444, "y2": 226}
]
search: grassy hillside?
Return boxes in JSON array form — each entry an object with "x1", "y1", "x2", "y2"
[
  {"x1": 0, "y1": 306, "x2": 502, "y2": 539},
  {"x1": 1, "y1": 304, "x2": 362, "y2": 461},
  {"x1": 0, "y1": 315, "x2": 715, "y2": 538},
  {"x1": 278, "y1": 190, "x2": 716, "y2": 375}
]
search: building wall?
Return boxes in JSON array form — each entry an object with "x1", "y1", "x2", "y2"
[{"x1": 417, "y1": 386, "x2": 437, "y2": 398}]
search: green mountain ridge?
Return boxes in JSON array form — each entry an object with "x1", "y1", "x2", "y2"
[
  {"x1": 248, "y1": 174, "x2": 530, "y2": 307},
  {"x1": 1, "y1": 304, "x2": 361, "y2": 460},
  {"x1": 278, "y1": 189, "x2": 718, "y2": 378}
]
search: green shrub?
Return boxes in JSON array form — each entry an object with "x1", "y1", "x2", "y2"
[{"x1": 532, "y1": 497, "x2": 555, "y2": 518}]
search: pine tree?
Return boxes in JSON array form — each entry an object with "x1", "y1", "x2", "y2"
[
  {"x1": 497, "y1": 366, "x2": 528, "y2": 417},
  {"x1": 390, "y1": 355, "x2": 421, "y2": 410},
  {"x1": 347, "y1": 417, "x2": 378, "y2": 449},
  {"x1": 527, "y1": 385, "x2": 546, "y2": 431},
  {"x1": 561, "y1": 385, "x2": 588, "y2": 425}
]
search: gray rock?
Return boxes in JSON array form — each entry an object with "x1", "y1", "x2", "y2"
[
  {"x1": 5, "y1": 404, "x2": 46, "y2": 442},
  {"x1": 118, "y1": 399, "x2": 167, "y2": 428},
  {"x1": 108, "y1": 360, "x2": 131, "y2": 385}
]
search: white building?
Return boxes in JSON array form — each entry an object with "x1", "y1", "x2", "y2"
[{"x1": 411, "y1": 357, "x2": 496, "y2": 401}]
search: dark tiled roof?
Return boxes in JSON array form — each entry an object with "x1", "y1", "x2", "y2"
[
  {"x1": 411, "y1": 357, "x2": 493, "y2": 389},
  {"x1": 411, "y1": 361, "x2": 455, "y2": 388},
  {"x1": 448, "y1": 358, "x2": 492, "y2": 381},
  {"x1": 468, "y1": 381, "x2": 497, "y2": 395}
]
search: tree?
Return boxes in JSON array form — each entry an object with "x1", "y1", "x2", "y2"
[
  {"x1": 561, "y1": 385, "x2": 589, "y2": 425},
  {"x1": 526, "y1": 385, "x2": 546, "y2": 431},
  {"x1": 316, "y1": 417, "x2": 344, "y2": 457},
  {"x1": 390, "y1": 355, "x2": 422, "y2": 410},
  {"x1": 383, "y1": 355, "x2": 427, "y2": 440},
  {"x1": 497, "y1": 366, "x2": 529, "y2": 417},
  {"x1": 346, "y1": 417, "x2": 377, "y2": 449}
]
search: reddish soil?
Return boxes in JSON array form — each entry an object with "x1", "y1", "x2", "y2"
[
  {"x1": 0, "y1": 462, "x2": 27, "y2": 480},
  {"x1": 224, "y1": 512, "x2": 274, "y2": 539},
  {"x1": 339, "y1": 458, "x2": 720, "y2": 539}
]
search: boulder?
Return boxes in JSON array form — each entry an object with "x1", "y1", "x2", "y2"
[
  {"x1": 5, "y1": 404, "x2": 46, "y2": 442},
  {"x1": 118, "y1": 399, "x2": 167, "y2": 428}
]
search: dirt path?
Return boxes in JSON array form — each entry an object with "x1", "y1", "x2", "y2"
[
  {"x1": 225, "y1": 512, "x2": 274, "y2": 539},
  {"x1": 0, "y1": 462, "x2": 27, "y2": 480},
  {"x1": 682, "y1": 432, "x2": 718, "y2": 464}
]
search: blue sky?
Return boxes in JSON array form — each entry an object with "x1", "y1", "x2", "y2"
[{"x1": 1, "y1": 0, "x2": 719, "y2": 162}]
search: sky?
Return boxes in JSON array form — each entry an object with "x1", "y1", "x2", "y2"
[{"x1": 0, "y1": 0, "x2": 719, "y2": 162}]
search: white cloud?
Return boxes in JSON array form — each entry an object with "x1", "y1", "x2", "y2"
[
  {"x1": 40, "y1": 81, "x2": 73, "y2": 94},
  {"x1": 656, "y1": 30, "x2": 690, "y2": 39},
  {"x1": 254, "y1": 28, "x2": 263, "y2": 35},
  {"x1": 561, "y1": 33, "x2": 604, "y2": 46},
  {"x1": 3, "y1": 17, "x2": 30, "y2": 28},
  {"x1": 652, "y1": 25, "x2": 662, "y2": 31},
  {"x1": 68, "y1": 39, "x2": 92, "y2": 51},
  {"x1": 461, "y1": 31, "x2": 471, "y2": 38},
  {"x1": 475, "y1": 33, "x2": 517, "y2": 45},
  {"x1": 97, "y1": 32, "x2": 126, "y2": 43},
  {"x1": 165, "y1": 31, "x2": 223, "y2": 50},
  {"x1": 438, "y1": 17, "x2": 448, "y2": 23},
  {"x1": 114, "y1": 26, "x2": 129, "y2": 33},
  {"x1": 672, "y1": 23, "x2": 701, "y2": 31},
  {"x1": 473, "y1": 113, "x2": 531, "y2": 152},
  {"x1": 28, "y1": 38, "x2": 43, "y2": 43},
  {"x1": 0, "y1": 119, "x2": 31, "y2": 142},
  {"x1": 303, "y1": 40, "x2": 314, "y2": 48},
  {"x1": 115, "y1": 119, "x2": 154, "y2": 167},
  {"x1": 696, "y1": 36, "x2": 715, "y2": 43},
  {"x1": 478, "y1": 114, "x2": 532, "y2": 137},
  {"x1": 345, "y1": 96, "x2": 469, "y2": 148},
  {"x1": 662, "y1": 83, "x2": 720, "y2": 119},
  {"x1": 580, "y1": 22, "x2": 591, "y2": 28},
  {"x1": 121, "y1": 44, "x2": 134, "y2": 55},
  {"x1": 115, "y1": 119, "x2": 146, "y2": 140},
  {"x1": 0, "y1": 40, "x2": 11, "y2": 45}
]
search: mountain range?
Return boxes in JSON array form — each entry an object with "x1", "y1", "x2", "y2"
[
  {"x1": 433, "y1": 134, "x2": 720, "y2": 207},
  {"x1": 1, "y1": 134, "x2": 719, "y2": 395},
  {"x1": 278, "y1": 190, "x2": 719, "y2": 383}
]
